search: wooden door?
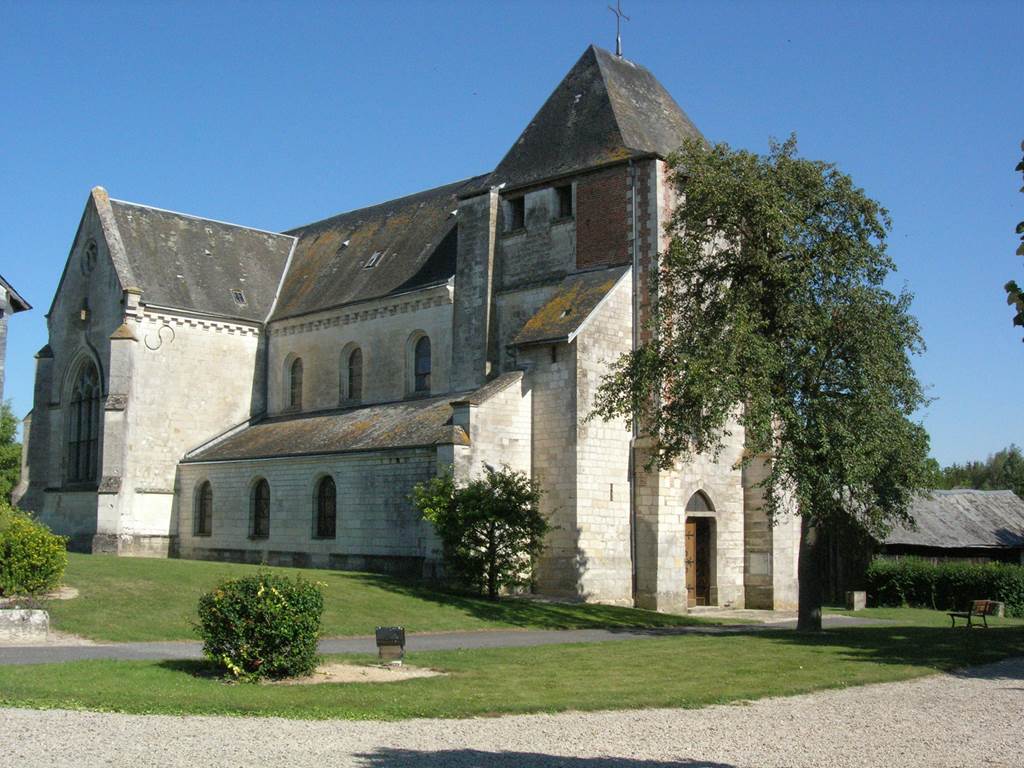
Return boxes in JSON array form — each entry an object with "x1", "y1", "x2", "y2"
[{"x1": 685, "y1": 520, "x2": 697, "y2": 607}]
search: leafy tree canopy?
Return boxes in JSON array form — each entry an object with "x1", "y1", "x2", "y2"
[
  {"x1": 0, "y1": 402, "x2": 21, "y2": 503},
  {"x1": 593, "y1": 136, "x2": 932, "y2": 629},
  {"x1": 1006, "y1": 139, "x2": 1024, "y2": 339},
  {"x1": 932, "y1": 444, "x2": 1024, "y2": 499}
]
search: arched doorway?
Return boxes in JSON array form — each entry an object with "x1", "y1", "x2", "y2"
[{"x1": 685, "y1": 491, "x2": 716, "y2": 607}]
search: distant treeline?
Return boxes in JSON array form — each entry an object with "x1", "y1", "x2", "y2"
[{"x1": 928, "y1": 444, "x2": 1024, "y2": 499}]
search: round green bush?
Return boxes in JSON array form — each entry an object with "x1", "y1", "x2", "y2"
[
  {"x1": 195, "y1": 571, "x2": 323, "y2": 681},
  {"x1": 0, "y1": 500, "x2": 68, "y2": 596}
]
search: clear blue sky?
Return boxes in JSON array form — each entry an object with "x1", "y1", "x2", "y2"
[{"x1": 1, "y1": 0, "x2": 1020, "y2": 466}]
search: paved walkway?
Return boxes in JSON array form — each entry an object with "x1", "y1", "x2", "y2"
[
  {"x1": 2, "y1": 656, "x2": 1021, "y2": 767},
  {"x1": 0, "y1": 614, "x2": 883, "y2": 666}
]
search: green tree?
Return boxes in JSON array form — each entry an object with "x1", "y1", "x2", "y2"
[
  {"x1": 0, "y1": 402, "x2": 21, "y2": 503},
  {"x1": 593, "y1": 136, "x2": 932, "y2": 631},
  {"x1": 1006, "y1": 139, "x2": 1024, "y2": 339},
  {"x1": 937, "y1": 445, "x2": 1024, "y2": 498},
  {"x1": 412, "y1": 464, "x2": 548, "y2": 600}
]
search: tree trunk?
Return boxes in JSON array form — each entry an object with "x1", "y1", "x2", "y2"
[
  {"x1": 797, "y1": 520, "x2": 824, "y2": 632},
  {"x1": 486, "y1": 524, "x2": 498, "y2": 600}
]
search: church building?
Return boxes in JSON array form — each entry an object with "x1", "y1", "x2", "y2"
[{"x1": 17, "y1": 46, "x2": 800, "y2": 612}]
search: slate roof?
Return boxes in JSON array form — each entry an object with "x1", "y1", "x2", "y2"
[
  {"x1": 482, "y1": 45, "x2": 703, "y2": 193},
  {"x1": 184, "y1": 395, "x2": 469, "y2": 463},
  {"x1": 513, "y1": 266, "x2": 629, "y2": 346},
  {"x1": 271, "y1": 175, "x2": 489, "y2": 321},
  {"x1": 109, "y1": 200, "x2": 296, "y2": 323},
  {"x1": 0, "y1": 274, "x2": 30, "y2": 312},
  {"x1": 884, "y1": 490, "x2": 1024, "y2": 549}
]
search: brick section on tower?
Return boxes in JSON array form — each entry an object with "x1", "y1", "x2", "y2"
[{"x1": 576, "y1": 165, "x2": 630, "y2": 270}]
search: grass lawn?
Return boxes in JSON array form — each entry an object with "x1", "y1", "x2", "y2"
[
  {"x1": 3, "y1": 615, "x2": 1023, "y2": 719},
  {"x1": 45, "y1": 553, "x2": 720, "y2": 642}
]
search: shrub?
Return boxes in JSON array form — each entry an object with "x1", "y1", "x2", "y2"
[
  {"x1": 866, "y1": 556, "x2": 1024, "y2": 617},
  {"x1": 0, "y1": 500, "x2": 67, "y2": 596},
  {"x1": 195, "y1": 572, "x2": 323, "y2": 681},
  {"x1": 413, "y1": 464, "x2": 548, "y2": 599}
]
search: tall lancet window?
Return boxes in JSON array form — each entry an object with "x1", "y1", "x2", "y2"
[
  {"x1": 348, "y1": 348, "x2": 363, "y2": 402},
  {"x1": 315, "y1": 476, "x2": 337, "y2": 539},
  {"x1": 289, "y1": 358, "x2": 303, "y2": 410},
  {"x1": 68, "y1": 362, "x2": 101, "y2": 482},
  {"x1": 414, "y1": 336, "x2": 431, "y2": 393}
]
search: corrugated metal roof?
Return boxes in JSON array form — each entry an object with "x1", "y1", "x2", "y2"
[{"x1": 885, "y1": 489, "x2": 1024, "y2": 549}]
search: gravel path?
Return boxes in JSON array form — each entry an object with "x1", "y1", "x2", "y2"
[{"x1": 2, "y1": 657, "x2": 1022, "y2": 767}]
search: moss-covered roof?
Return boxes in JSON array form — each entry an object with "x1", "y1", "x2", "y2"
[{"x1": 514, "y1": 266, "x2": 629, "y2": 346}]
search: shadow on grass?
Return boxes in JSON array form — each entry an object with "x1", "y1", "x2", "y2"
[
  {"x1": 354, "y1": 750, "x2": 734, "y2": 768},
  {"x1": 158, "y1": 658, "x2": 224, "y2": 680},
  {"x1": 758, "y1": 623, "x2": 1024, "y2": 678},
  {"x1": 327, "y1": 571, "x2": 709, "y2": 630}
]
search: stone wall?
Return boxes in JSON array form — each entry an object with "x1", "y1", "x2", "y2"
[
  {"x1": 573, "y1": 272, "x2": 633, "y2": 603},
  {"x1": 22, "y1": 198, "x2": 126, "y2": 548},
  {"x1": 269, "y1": 284, "x2": 454, "y2": 413},
  {"x1": 176, "y1": 447, "x2": 441, "y2": 575}
]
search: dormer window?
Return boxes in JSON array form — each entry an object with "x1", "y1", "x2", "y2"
[
  {"x1": 364, "y1": 251, "x2": 384, "y2": 269},
  {"x1": 232, "y1": 289, "x2": 247, "y2": 306},
  {"x1": 505, "y1": 197, "x2": 525, "y2": 231},
  {"x1": 556, "y1": 184, "x2": 574, "y2": 219}
]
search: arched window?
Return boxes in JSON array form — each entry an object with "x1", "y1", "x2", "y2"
[
  {"x1": 195, "y1": 481, "x2": 213, "y2": 536},
  {"x1": 315, "y1": 476, "x2": 337, "y2": 539},
  {"x1": 67, "y1": 361, "x2": 101, "y2": 482},
  {"x1": 289, "y1": 358, "x2": 303, "y2": 409},
  {"x1": 251, "y1": 479, "x2": 271, "y2": 538},
  {"x1": 414, "y1": 336, "x2": 431, "y2": 393},
  {"x1": 685, "y1": 490, "x2": 715, "y2": 513},
  {"x1": 347, "y1": 348, "x2": 363, "y2": 402}
]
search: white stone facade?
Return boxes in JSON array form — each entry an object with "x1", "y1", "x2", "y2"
[{"x1": 19, "y1": 45, "x2": 800, "y2": 612}]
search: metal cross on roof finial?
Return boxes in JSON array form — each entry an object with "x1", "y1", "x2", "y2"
[{"x1": 608, "y1": 0, "x2": 630, "y2": 57}]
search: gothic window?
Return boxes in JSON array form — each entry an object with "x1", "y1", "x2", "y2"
[
  {"x1": 685, "y1": 491, "x2": 714, "y2": 513},
  {"x1": 251, "y1": 479, "x2": 271, "y2": 538},
  {"x1": 315, "y1": 476, "x2": 337, "y2": 539},
  {"x1": 195, "y1": 481, "x2": 213, "y2": 536},
  {"x1": 348, "y1": 348, "x2": 363, "y2": 402},
  {"x1": 289, "y1": 358, "x2": 303, "y2": 410},
  {"x1": 414, "y1": 336, "x2": 431, "y2": 393},
  {"x1": 67, "y1": 361, "x2": 101, "y2": 482}
]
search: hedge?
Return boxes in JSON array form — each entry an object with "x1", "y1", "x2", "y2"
[
  {"x1": 866, "y1": 557, "x2": 1024, "y2": 617},
  {"x1": 0, "y1": 500, "x2": 68, "y2": 596},
  {"x1": 195, "y1": 571, "x2": 323, "y2": 681}
]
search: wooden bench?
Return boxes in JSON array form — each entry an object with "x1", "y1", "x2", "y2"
[{"x1": 948, "y1": 599, "x2": 999, "y2": 628}]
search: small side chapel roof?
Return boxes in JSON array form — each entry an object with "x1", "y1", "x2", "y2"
[
  {"x1": 108, "y1": 199, "x2": 296, "y2": 323},
  {"x1": 183, "y1": 372, "x2": 527, "y2": 463},
  {"x1": 478, "y1": 45, "x2": 703, "y2": 194},
  {"x1": 514, "y1": 266, "x2": 630, "y2": 346},
  {"x1": 184, "y1": 395, "x2": 469, "y2": 463}
]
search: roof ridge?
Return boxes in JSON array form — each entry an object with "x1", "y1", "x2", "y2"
[
  {"x1": 109, "y1": 198, "x2": 296, "y2": 240},
  {"x1": 284, "y1": 172, "x2": 491, "y2": 234}
]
